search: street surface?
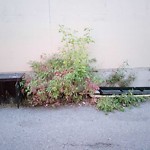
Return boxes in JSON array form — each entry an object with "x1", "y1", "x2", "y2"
[{"x1": 0, "y1": 102, "x2": 150, "y2": 150}]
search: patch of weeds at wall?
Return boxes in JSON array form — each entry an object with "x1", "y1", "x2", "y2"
[
  {"x1": 102, "y1": 61, "x2": 136, "y2": 87},
  {"x1": 96, "y1": 92, "x2": 149, "y2": 113},
  {"x1": 21, "y1": 25, "x2": 100, "y2": 107}
]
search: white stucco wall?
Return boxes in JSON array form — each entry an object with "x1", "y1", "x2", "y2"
[{"x1": 0, "y1": 0, "x2": 150, "y2": 72}]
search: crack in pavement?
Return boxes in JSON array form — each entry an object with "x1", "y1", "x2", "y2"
[{"x1": 63, "y1": 141, "x2": 116, "y2": 149}]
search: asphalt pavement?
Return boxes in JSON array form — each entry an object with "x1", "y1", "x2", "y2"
[{"x1": 0, "y1": 102, "x2": 150, "y2": 150}]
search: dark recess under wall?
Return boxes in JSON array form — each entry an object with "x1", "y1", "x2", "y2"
[{"x1": 96, "y1": 87, "x2": 150, "y2": 95}]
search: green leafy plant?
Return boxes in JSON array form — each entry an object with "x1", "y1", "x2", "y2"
[
  {"x1": 22, "y1": 25, "x2": 99, "y2": 106},
  {"x1": 97, "y1": 93, "x2": 149, "y2": 113},
  {"x1": 104, "y1": 61, "x2": 135, "y2": 87}
]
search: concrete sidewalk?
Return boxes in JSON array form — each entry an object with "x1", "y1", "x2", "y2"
[{"x1": 0, "y1": 102, "x2": 150, "y2": 150}]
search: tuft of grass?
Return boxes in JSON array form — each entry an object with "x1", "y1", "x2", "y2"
[
  {"x1": 96, "y1": 93, "x2": 149, "y2": 113},
  {"x1": 103, "y1": 61, "x2": 136, "y2": 87}
]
